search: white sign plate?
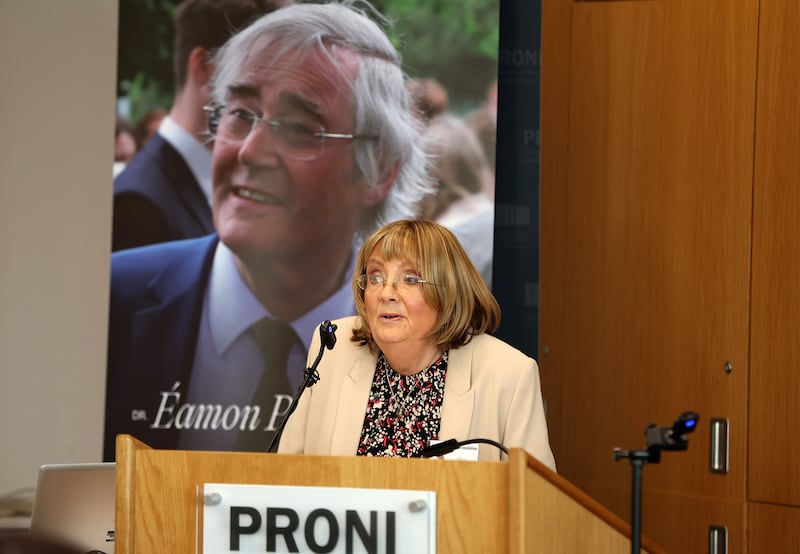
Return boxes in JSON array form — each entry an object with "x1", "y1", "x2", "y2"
[{"x1": 202, "y1": 483, "x2": 436, "y2": 553}]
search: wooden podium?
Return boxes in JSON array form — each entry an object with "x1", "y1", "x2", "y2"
[{"x1": 115, "y1": 434, "x2": 663, "y2": 553}]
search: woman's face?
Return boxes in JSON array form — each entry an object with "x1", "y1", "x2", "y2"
[{"x1": 363, "y1": 250, "x2": 439, "y2": 353}]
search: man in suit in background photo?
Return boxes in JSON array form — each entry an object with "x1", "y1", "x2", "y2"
[
  {"x1": 112, "y1": 0, "x2": 293, "y2": 251},
  {"x1": 103, "y1": 2, "x2": 433, "y2": 461}
]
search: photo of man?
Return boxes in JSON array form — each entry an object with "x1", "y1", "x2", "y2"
[{"x1": 103, "y1": 2, "x2": 432, "y2": 460}]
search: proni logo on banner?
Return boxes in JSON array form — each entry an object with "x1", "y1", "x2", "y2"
[{"x1": 203, "y1": 484, "x2": 436, "y2": 554}]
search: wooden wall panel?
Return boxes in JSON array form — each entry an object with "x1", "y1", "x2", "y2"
[
  {"x1": 540, "y1": 0, "x2": 757, "y2": 550},
  {"x1": 643, "y1": 493, "x2": 745, "y2": 554},
  {"x1": 750, "y1": 0, "x2": 800, "y2": 507},
  {"x1": 749, "y1": 503, "x2": 800, "y2": 553}
]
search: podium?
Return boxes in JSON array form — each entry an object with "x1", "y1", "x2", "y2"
[{"x1": 115, "y1": 434, "x2": 663, "y2": 553}]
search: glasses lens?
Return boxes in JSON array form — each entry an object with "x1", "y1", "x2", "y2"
[
  {"x1": 205, "y1": 106, "x2": 221, "y2": 134},
  {"x1": 356, "y1": 275, "x2": 368, "y2": 290},
  {"x1": 272, "y1": 117, "x2": 324, "y2": 161},
  {"x1": 221, "y1": 108, "x2": 255, "y2": 140},
  {"x1": 269, "y1": 117, "x2": 325, "y2": 158},
  {"x1": 401, "y1": 275, "x2": 422, "y2": 287}
]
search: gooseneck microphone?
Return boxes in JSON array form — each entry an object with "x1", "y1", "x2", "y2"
[
  {"x1": 319, "y1": 319, "x2": 337, "y2": 350},
  {"x1": 418, "y1": 437, "x2": 509, "y2": 458},
  {"x1": 267, "y1": 320, "x2": 337, "y2": 452}
]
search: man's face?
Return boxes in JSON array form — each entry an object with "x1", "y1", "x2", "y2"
[{"x1": 211, "y1": 47, "x2": 380, "y2": 262}]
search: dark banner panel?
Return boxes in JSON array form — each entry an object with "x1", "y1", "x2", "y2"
[{"x1": 493, "y1": 0, "x2": 542, "y2": 356}]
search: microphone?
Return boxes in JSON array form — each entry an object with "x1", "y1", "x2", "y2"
[
  {"x1": 320, "y1": 320, "x2": 337, "y2": 350},
  {"x1": 266, "y1": 320, "x2": 338, "y2": 452},
  {"x1": 418, "y1": 438, "x2": 509, "y2": 458}
]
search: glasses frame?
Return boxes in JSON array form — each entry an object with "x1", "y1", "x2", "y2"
[
  {"x1": 355, "y1": 273, "x2": 438, "y2": 291},
  {"x1": 203, "y1": 103, "x2": 378, "y2": 161}
]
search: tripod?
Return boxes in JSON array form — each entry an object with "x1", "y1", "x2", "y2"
[{"x1": 614, "y1": 411, "x2": 699, "y2": 554}]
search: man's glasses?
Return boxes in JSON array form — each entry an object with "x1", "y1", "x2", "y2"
[
  {"x1": 355, "y1": 273, "x2": 438, "y2": 292},
  {"x1": 203, "y1": 103, "x2": 378, "y2": 161}
]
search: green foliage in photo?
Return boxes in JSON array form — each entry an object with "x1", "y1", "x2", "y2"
[{"x1": 116, "y1": 0, "x2": 499, "y2": 123}]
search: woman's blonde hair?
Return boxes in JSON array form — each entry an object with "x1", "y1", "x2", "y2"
[{"x1": 351, "y1": 219, "x2": 500, "y2": 351}]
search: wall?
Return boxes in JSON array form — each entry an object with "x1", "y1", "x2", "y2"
[{"x1": 0, "y1": 1, "x2": 117, "y2": 496}]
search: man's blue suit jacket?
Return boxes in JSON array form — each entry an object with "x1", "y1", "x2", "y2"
[
  {"x1": 112, "y1": 134, "x2": 214, "y2": 251},
  {"x1": 103, "y1": 235, "x2": 217, "y2": 461}
]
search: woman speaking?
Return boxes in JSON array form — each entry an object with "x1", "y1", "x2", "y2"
[{"x1": 279, "y1": 219, "x2": 555, "y2": 469}]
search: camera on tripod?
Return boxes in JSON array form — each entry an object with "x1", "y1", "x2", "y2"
[{"x1": 644, "y1": 411, "x2": 699, "y2": 462}]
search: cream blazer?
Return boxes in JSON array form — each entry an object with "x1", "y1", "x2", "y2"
[{"x1": 279, "y1": 316, "x2": 556, "y2": 470}]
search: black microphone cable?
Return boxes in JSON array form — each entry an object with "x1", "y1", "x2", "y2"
[{"x1": 418, "y1": 438, "x2": 509, "y2": 458}]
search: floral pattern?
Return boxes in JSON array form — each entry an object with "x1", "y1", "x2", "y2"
[{"x1": 357, "y1": 351, "x2": 448, "y2": 457}]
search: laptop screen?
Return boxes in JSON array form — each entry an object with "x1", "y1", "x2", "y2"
[{"x1": 29, "y1": 463, "x2": 115, "y2": 554}]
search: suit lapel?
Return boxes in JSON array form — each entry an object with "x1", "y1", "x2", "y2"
[
  {"x1": 130, "y1": 236, "x2": 218, "y2": 390},
  {"x1": 156, "y1": 137, "x2": 214, "y2": 234},
  {"x1": 439, "y1": 340, "x2": 476, "y2": 441}
]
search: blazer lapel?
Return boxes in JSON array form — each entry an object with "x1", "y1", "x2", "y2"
[
  {"x1": 439, "y1": 340, "x2": 476, "y2": 441},
  {"x1": 329, "y1": 345, "x2": 377, "y2": 455}
]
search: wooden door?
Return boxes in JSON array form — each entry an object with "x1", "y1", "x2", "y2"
[{"x1": 540, "y1": 0, "x2": 757, "y2": 551}]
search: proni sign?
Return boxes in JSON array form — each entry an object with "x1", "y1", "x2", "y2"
[{"x1": 202, "y1": 484, "x2": 436, "y2": 553}]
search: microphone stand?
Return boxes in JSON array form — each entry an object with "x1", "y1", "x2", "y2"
[
  {"x1": 613, "y1": 411, "x2": 699, "y2": 554},
  {"x1": 266, "y1": 321, "x2": 337, "y2": 453}
]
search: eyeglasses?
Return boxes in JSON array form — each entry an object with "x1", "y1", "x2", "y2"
[
  {"x1": 355, "y1": 273, "x2": 438, "y2": 292},
  {"x1": 203, "y1": 103, "x2": 378, "y2": 161}
]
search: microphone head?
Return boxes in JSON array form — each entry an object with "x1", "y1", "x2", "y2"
[{"x1": 319, "y1": 320, "x2": 337, "y2": 349}]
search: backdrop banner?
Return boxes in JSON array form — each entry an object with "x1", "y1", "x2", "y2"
[{"x1": 103, "y1": 0, "x2": 543, "y2": 459}]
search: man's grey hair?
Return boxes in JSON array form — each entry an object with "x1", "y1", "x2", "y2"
[{"x1": 210, "y1": 1, "x2": 433, "y2": 241}]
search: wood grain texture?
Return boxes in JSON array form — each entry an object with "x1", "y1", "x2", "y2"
[
  {"x1": 114, "y1": 437, "x2": 663, "y2": 553},
  {"x1": 540, "y1": 0, "x2": 757, "y2": 550},
  {"x1": 750, "y1": 0, "x2": 800, "y2": 507},
  {"x1": 749, "y1": 503, "x2": 800, "y2": 553}
]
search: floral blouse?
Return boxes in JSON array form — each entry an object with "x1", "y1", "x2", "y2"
[{"x1": 357, "y1": 351, "x2": 449, "y2": 457}]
